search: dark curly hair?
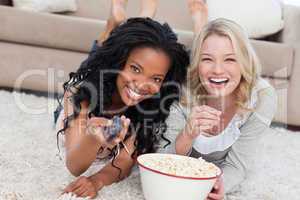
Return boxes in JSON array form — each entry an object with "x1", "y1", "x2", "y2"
[{"x1": 56, "y1": 17, "x2": 189, "y2": 177}]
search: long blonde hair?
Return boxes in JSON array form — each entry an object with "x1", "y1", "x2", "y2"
[{"x1": 182, "y1": 18, "x2": 261, "y2": 109}]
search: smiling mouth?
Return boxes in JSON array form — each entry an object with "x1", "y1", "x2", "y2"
[
  {"x1": 126, "y1": 86, "x2": 145, "y2": 100},
  {"x1": 208, "y1": 77, "x2": 229, "y2": 85}
]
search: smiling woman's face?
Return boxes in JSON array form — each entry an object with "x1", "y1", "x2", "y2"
[
  {"x1": 198, "y1": 34, "x2": 242, "y2": 97},
  {"x1": 116, "y1": 47, "x2": 171, "y2": 106}
]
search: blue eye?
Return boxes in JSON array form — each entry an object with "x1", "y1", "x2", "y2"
[{"x1": 131, "y1": 65, "x2": 140, "y2": 73}]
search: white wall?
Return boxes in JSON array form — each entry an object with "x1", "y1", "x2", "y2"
[{"x1": 284, "y1": 0, "x2": 300, "y2": 6}]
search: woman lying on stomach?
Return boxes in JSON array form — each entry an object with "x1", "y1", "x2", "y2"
[
  {"x1": 160, "y1": 1, "x2": 277, "y2": 199},
  {"x1": 54, "y1": 0, "x2": 189, "y2": 198}
]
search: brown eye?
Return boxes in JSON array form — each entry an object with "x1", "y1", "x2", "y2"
[
  {"x1": 153, "y1": 77, "x2": 163, "y2": 83},
  {"x1": 130, "y1": 65, "x2": 141, "y2": 73}
]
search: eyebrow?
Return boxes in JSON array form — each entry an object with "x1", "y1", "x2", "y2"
[
  {"x1": 132, "y1": 61, "x2": 143, "y2": 70},
  {"x1": 131, "y1": 61, "x2": 165, "y2": 78},
  {"x1": 152, "y1": 74, "x2": 165, "y2": 78},
  {"x1": 201, "y1": 53, "x2": 235, "y2": 56}
]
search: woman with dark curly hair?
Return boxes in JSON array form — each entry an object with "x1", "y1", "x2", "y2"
[{"x1": 54, "y1": 0, "x2": 189, "y2": 198}]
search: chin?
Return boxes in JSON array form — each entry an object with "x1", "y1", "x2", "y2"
[
  {"x1": 124, "y1": 99, "x2": 138, "y2": 106},
  {"x1": 206, "y1": 88, "x2": 234, "y2": 98},
  {"x1": 204, "y1": 81, "x2": 238, "y2": 98}
]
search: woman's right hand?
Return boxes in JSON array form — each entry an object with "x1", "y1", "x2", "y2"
[
  {"x1": 184, "y1": 105, "x2": 222, "y2": 139},
  {"x1": 86, "y1": 115, "x2": 130, "y2": 149},
  {"x1": 206, "y1": 177, "x2": 224, "y2": 200}
]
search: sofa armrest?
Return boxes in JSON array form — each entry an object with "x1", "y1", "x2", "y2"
[
  {"x1": 277, "y1": 4, "x2": 300, "y2": 46},
  {"x1": 286, "y1": 45, "x2": 300, "y2": 126}
]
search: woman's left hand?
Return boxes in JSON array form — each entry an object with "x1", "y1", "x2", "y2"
[
  {"x1": 206, "y1": 177, "x2": 224, "y2": 200},
  {"x1": 62, "y1": 176, "x2": 102, "y2": 199}
]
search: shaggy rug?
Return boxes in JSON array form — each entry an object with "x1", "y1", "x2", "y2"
[{"x1": 0, "y1": 90, "x2": 299, "y2": 200}]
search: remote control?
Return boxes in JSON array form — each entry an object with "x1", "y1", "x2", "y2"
[{"x1": 103, "y1": 116, "x2": 123, "y2": 142}]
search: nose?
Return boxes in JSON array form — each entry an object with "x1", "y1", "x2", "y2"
[
  {"x1": 212, "y1": 61, "x2": 225, "y2": 75},
  {"x1": 135, "y1": 76, "x2": 159, "y2": 95}
]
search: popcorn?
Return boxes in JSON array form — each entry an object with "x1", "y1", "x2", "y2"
[{"x1": 139, "y1": 154, "x2": 220, "y2": 178}]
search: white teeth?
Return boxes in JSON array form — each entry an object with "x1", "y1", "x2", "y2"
[
  {"x1": 128, "y1": 87, "x2": 142, "y2": 99},
  {"x1": 209, "y1": 78, "x2": 229, "y2": 83}
]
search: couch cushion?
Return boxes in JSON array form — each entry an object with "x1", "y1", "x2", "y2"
[
  {"x1": 66, "y1": 0, "x2": 194, "y2": 31},
  {"x1": 252, "y1": 40, "x2": 294, "y2": 79},
  {"x1": 0, "y1": 5, "x2": 104, "y2": 53},
  {"x1": 12, "y1": 0, "x2": 77, "y2": 13},
  {"x1": 65, "y1": 0, "x2": 109, "y2": 20},
  {"x1": 0, "y1": 41, "x2": 87, "y2": 93},
  {"x1": 67, "y1": 0, "x2": 284, "y2": 39},
  {"x1": 0, "y1": 4, "x2": 193, "y2": 53},
  {"x1": 207, "y1": 0, "x2": 284, "y2": 39}
]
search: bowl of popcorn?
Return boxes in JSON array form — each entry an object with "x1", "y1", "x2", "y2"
[{"x1": 137, "y1": 153, "x2": 222, "y2": 200}]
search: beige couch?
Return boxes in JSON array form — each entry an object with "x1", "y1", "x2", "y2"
[{"x1": 0, "y1": 0, "x2": 299, "y2": 126}]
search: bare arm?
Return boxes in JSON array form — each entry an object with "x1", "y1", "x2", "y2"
[
  {"x1": 63, "y1": 93, "x2": 130, "y2": 177},
  {"x1": 175, "y1": 127, "x2": 195, "y2": 155},
  {"x1": 62, "y1": 92, "x2": 105, "y2": 176},
  {"x1": 62, "y1": 134, "x2": 136, "y2": 198},
  {"x1": 89, "y1": 135, "x2": 137, "y2": 189}
]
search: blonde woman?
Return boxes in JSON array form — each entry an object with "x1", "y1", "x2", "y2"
[{"x1": 160, "y1": 1, "x2": 277, "y2": 199}]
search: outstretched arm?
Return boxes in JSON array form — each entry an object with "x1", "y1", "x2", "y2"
[
  {"x1": 63, "y1": 135, "x2": 136, "y2": 198},
  {"x1": 89, "y1": 135, "x2": 136, "y2": 188}
]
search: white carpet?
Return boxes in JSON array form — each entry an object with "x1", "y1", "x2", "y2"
[{"x1": 0, "y1": 90, "x2": 299, "y2": 200}]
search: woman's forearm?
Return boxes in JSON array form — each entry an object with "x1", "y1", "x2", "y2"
[
  {"x1": 65, "y1": 129, "x2": 103, "y2": 176},
  {"x1": 89, "y1": 135, "x2": 136, "y2": 190},
  {"x1": 89, "y1": 154, "x2": 134, "y2": 190},
  {"x1": 63, "y1": 96, "x2": 103, "y2": 176},
  {"x1": 175, "y1": 128, "x2": 194, "y2": 156}
]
